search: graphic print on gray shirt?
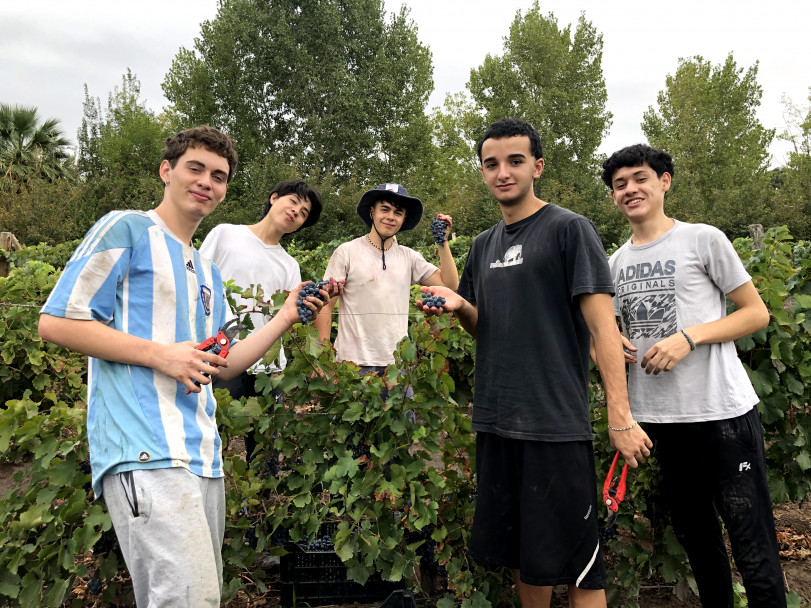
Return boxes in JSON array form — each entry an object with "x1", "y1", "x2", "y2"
[
  {"x1": 615, "y1": 258, "x2": 677, "y2": 341},
  {"x1": 608, "y1": 221, "x2": 759, "y2": 424}
]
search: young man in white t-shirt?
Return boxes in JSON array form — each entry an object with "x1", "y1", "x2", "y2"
[
  {"x1": 314, "y1": 183, "x2": 458, "y2": 372},
  {"x1": 201, "y1": 180, "x2": 340, "y2": 461},
  {"x1": 201, "y1": 180, "x2": 324, "y2": 389},
  {"x1": 602, "y1": 143, "x2": 785, "y2": 607}
]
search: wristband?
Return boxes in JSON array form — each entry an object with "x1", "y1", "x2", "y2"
[
  {"x1": 680, "y1": 329, "x2": 696, "y2": 351},
  {"x1": 608, "y1": 421, "x2": 637, "y2": 432}
]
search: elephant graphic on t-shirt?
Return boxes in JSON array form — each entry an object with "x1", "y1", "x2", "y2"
[{"x1": 490, "y1": 244, "x2": 524, "y2": 268}]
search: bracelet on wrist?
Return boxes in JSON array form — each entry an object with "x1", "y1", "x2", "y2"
[
  {"x1": 608, "y1": 421, "x2": 638, "y2": 432},
  {"x1": 680, "y1": 329, "x2": 696, "y2": 351}
]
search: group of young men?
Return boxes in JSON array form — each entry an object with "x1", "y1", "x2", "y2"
[{"x1": 38, "y1": 118, "x2": 785, "y2": 607}]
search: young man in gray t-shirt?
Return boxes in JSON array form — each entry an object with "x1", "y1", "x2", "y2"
[{"x1": 602, "y1": 144, "x2": 786, "y2": 607}]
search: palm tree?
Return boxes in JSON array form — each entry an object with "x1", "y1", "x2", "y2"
[{"x1": 0, "y1": 104, "x2": 72, "y2": 192}]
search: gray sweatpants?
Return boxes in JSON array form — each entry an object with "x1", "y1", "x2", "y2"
[{"x1": 102, "y1": 468, "x2": 225, "y2": 607}]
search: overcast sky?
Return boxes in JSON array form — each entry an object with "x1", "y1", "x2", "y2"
[{"x1": 2, "y1": 0, "x2": 809, "y2": 167}]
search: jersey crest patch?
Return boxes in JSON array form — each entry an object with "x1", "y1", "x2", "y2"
[
  {"x1": 138, "y1": 451, "x2": 151, "y2": 463},
  {"x1": 200, "y1": 285, "x2": 212, "y2": 316},
  {"x1": 490, "y1": 244, "x2": 524, "y2": 268}
]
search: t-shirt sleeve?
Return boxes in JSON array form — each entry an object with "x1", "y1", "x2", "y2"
[
  {"x1": 411, "y1": 249, "x2": 439, "y2": 285},
  {"x1": 563, "y1": 217, "x2": 614, "y2": 300},
  {"x1": 323, "y1": 244, "x2": 349, "y2": 282},
  {"x1": 290, "y1": 265, "x2": 303, "y2": 290},
  {"x1": 198, "y1": 225, "x2": 223, "y2": 263},
  {"x1": 703, "y1": 229, "x2": 752, "y2": 294},
  {"x1": 41, "y1": 212, "x2": 141, "y2": 322},
  {"x1": 607, "y1": 250, "x2": 621, "y2": 316}
]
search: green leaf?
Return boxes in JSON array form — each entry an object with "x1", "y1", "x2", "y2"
[
  {"x1": 437, "y1": 596, "x2": 456, "y2": 608},
  {"x1": 796, "y1": 451, "x2": 811, "y2": 472},
  {"x1": 342, "y1": 401, "x2": 365, "y2": 423},
  {"x1": 400, "y1": 342, "x2": 417, "y2": 363},
  {"x1": 14, "y1": 503, "x2": 54, "y2": 530},
  {"x1": 346, "y1": 561, "x2": 370, "y2": 585},
  {"x1": 785, "y1": 374, "x2": 804, "y2": 396},
  {"x1": 0, "y1": 569, "x2": 21, "y2": 599},
  {"x1": 43, "y1": 577, "x2": 69, "y2": 608},
  {"x1": 47, "y1": 459, "x2": 76, "y2": 487}
]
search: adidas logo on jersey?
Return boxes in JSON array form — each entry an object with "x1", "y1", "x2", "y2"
[{"x1": 186, "y1": 260, "x2": 196, "y2": 274}]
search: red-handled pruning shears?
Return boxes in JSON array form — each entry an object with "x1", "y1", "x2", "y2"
[
  {"x1": 185, "y1": 318, "x2": 246, "y2": 394},
  {"x1": 602, "y1": 450, "x2": 628, "y2": 527}
]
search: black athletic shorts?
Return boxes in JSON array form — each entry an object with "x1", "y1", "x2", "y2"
[{"x1": 469, "y1": 432, "x2": 606, "y2": 589}]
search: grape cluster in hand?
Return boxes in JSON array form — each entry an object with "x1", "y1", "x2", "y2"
[
  {"x1": 421, "y1": 294, "x2": 446, "y2": 308},
  {"x1": 297, "y1": 281, "x2": 328, "y2": 324},
  {"x1": 430, "y1": 218, "x2": 448, "y2": 246},
  {"x1": 598, "y1": 522, "x2": 617, "y2": 545}
]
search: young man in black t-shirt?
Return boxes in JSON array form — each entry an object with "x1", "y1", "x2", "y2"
[{"x1": 418, "y1": 118, "x2": 652, "y2": 608}]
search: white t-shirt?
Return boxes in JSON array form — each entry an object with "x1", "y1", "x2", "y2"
[
  {"x1": 323, "y1": 236, "x2": 437, "y2": 366},
  {"x1": 608, "y1": 220, "x2": 759, "y2": 423},
  {"x1": 200, "y1": 223, "x2": 301, "y2": 372}
]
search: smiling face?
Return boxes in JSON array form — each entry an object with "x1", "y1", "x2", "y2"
[
  {"x1": 479, "y1": 135, "x2": 544, "y2": 208},
  {"x1": 159, "y1": 146, "x2": 229, "y2": 223},
  {"x1": 609, "y1": 163, "x2": 671, "y2": 223},
  {"x1": 266, "y1": 191, "x2": 312, "y2": 234},
  {"x1": 369, "y1": 199, "x2": 406, "y2": 238}
]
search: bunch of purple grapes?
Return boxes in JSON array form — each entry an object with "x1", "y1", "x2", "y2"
[
  {"x1": 421, "y1": 294, "x2": 446, "y2": 309},
  {"x1": 598, "y1": 522, "x2": 617, "y2": 545},
  {"x1": 430, "y1": 218, "x2": 448, "y2": 246},
  {"x1": 297, "y1": 281, "x2": 328, "y2": 324},
  {"x1": 87, "y1": 578, "x2": 104, "y2": 595}
]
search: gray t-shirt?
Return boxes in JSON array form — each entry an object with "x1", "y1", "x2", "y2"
[{"x1": 608, "y1": 220, "x2": 759, "y2": 423}]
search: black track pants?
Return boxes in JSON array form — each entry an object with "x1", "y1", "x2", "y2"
[{"x1": 646, "y1": 407, "x2": 786, "y2": 608}]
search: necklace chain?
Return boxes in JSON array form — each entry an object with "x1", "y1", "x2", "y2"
[{"x1": 366, "y1": 234, "x2": 392, "y2": 251}]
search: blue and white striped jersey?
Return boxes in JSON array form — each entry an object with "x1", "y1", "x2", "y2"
[{"x1": 42, "y1": 210, "x2": 228, "y2": 497}]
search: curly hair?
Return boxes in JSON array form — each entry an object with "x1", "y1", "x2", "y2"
[
  {"x1": 162, "y1": 126, "x2": 239, "y2": 183},
  {"x1": 601, "y1": 144, "x2": 674, "y2": 189}
]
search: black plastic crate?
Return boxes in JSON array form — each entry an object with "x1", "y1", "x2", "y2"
[{"x1": 280, "y1": 523, "x2": 403, "y2": 607}]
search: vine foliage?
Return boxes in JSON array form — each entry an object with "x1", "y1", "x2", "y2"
[{"x1": 0, "y1": 228, "x2": 808, "y2": 606}]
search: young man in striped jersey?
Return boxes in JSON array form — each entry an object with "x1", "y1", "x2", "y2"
[{"x1": 38, "y1": 126, "x2": 327, "y2": 607}]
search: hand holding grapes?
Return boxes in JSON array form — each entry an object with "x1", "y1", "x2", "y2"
[
  {"x1": 429, "y1": 214, "x2": 453, "y2": 246},
  {"x1": 416, "y1": 285, "x2": 463, "y2": 317}
]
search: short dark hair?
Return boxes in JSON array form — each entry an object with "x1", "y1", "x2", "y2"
[
  {"x1": 162, "y1": 126, "x2": 238, "y2": 183},
  {"x1": 601, "y1": 144, "x2": 674, "y2": 189},
  {"x1": 477, "y1": 118, "x2": 543, "y2": 162},
  {"x1": 260, "y1": 180, "x2": 323, "y2": 229},
  {"x1": 372, "y1": 198, "x2": 407, "y2": 214}
]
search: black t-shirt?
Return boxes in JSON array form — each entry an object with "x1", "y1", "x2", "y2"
[{"x1": 458, "y1": 204, "x2": 614, "y2": 441}]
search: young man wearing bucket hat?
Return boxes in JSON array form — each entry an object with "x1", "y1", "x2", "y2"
[{"x1": 314, "y1": 183, "x2": 458, "y2": 370}]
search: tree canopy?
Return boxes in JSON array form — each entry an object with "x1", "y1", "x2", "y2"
[
  {"x1": 468, "y1": 3, "x2": 611, "y2": 194},
  {"x1": 0, "y1": 104, "x2": 71, "y2": 193},
  {"x1": 162, "y1": 0, "x2": 433, "y2": 185},
  {"x1": 642, "y1": 54, "x2": 775, "y2": 236}
]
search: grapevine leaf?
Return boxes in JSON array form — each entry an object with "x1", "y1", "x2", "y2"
[{"x1": 796, "y1": 451, "x2": 811, "y2": 472}]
